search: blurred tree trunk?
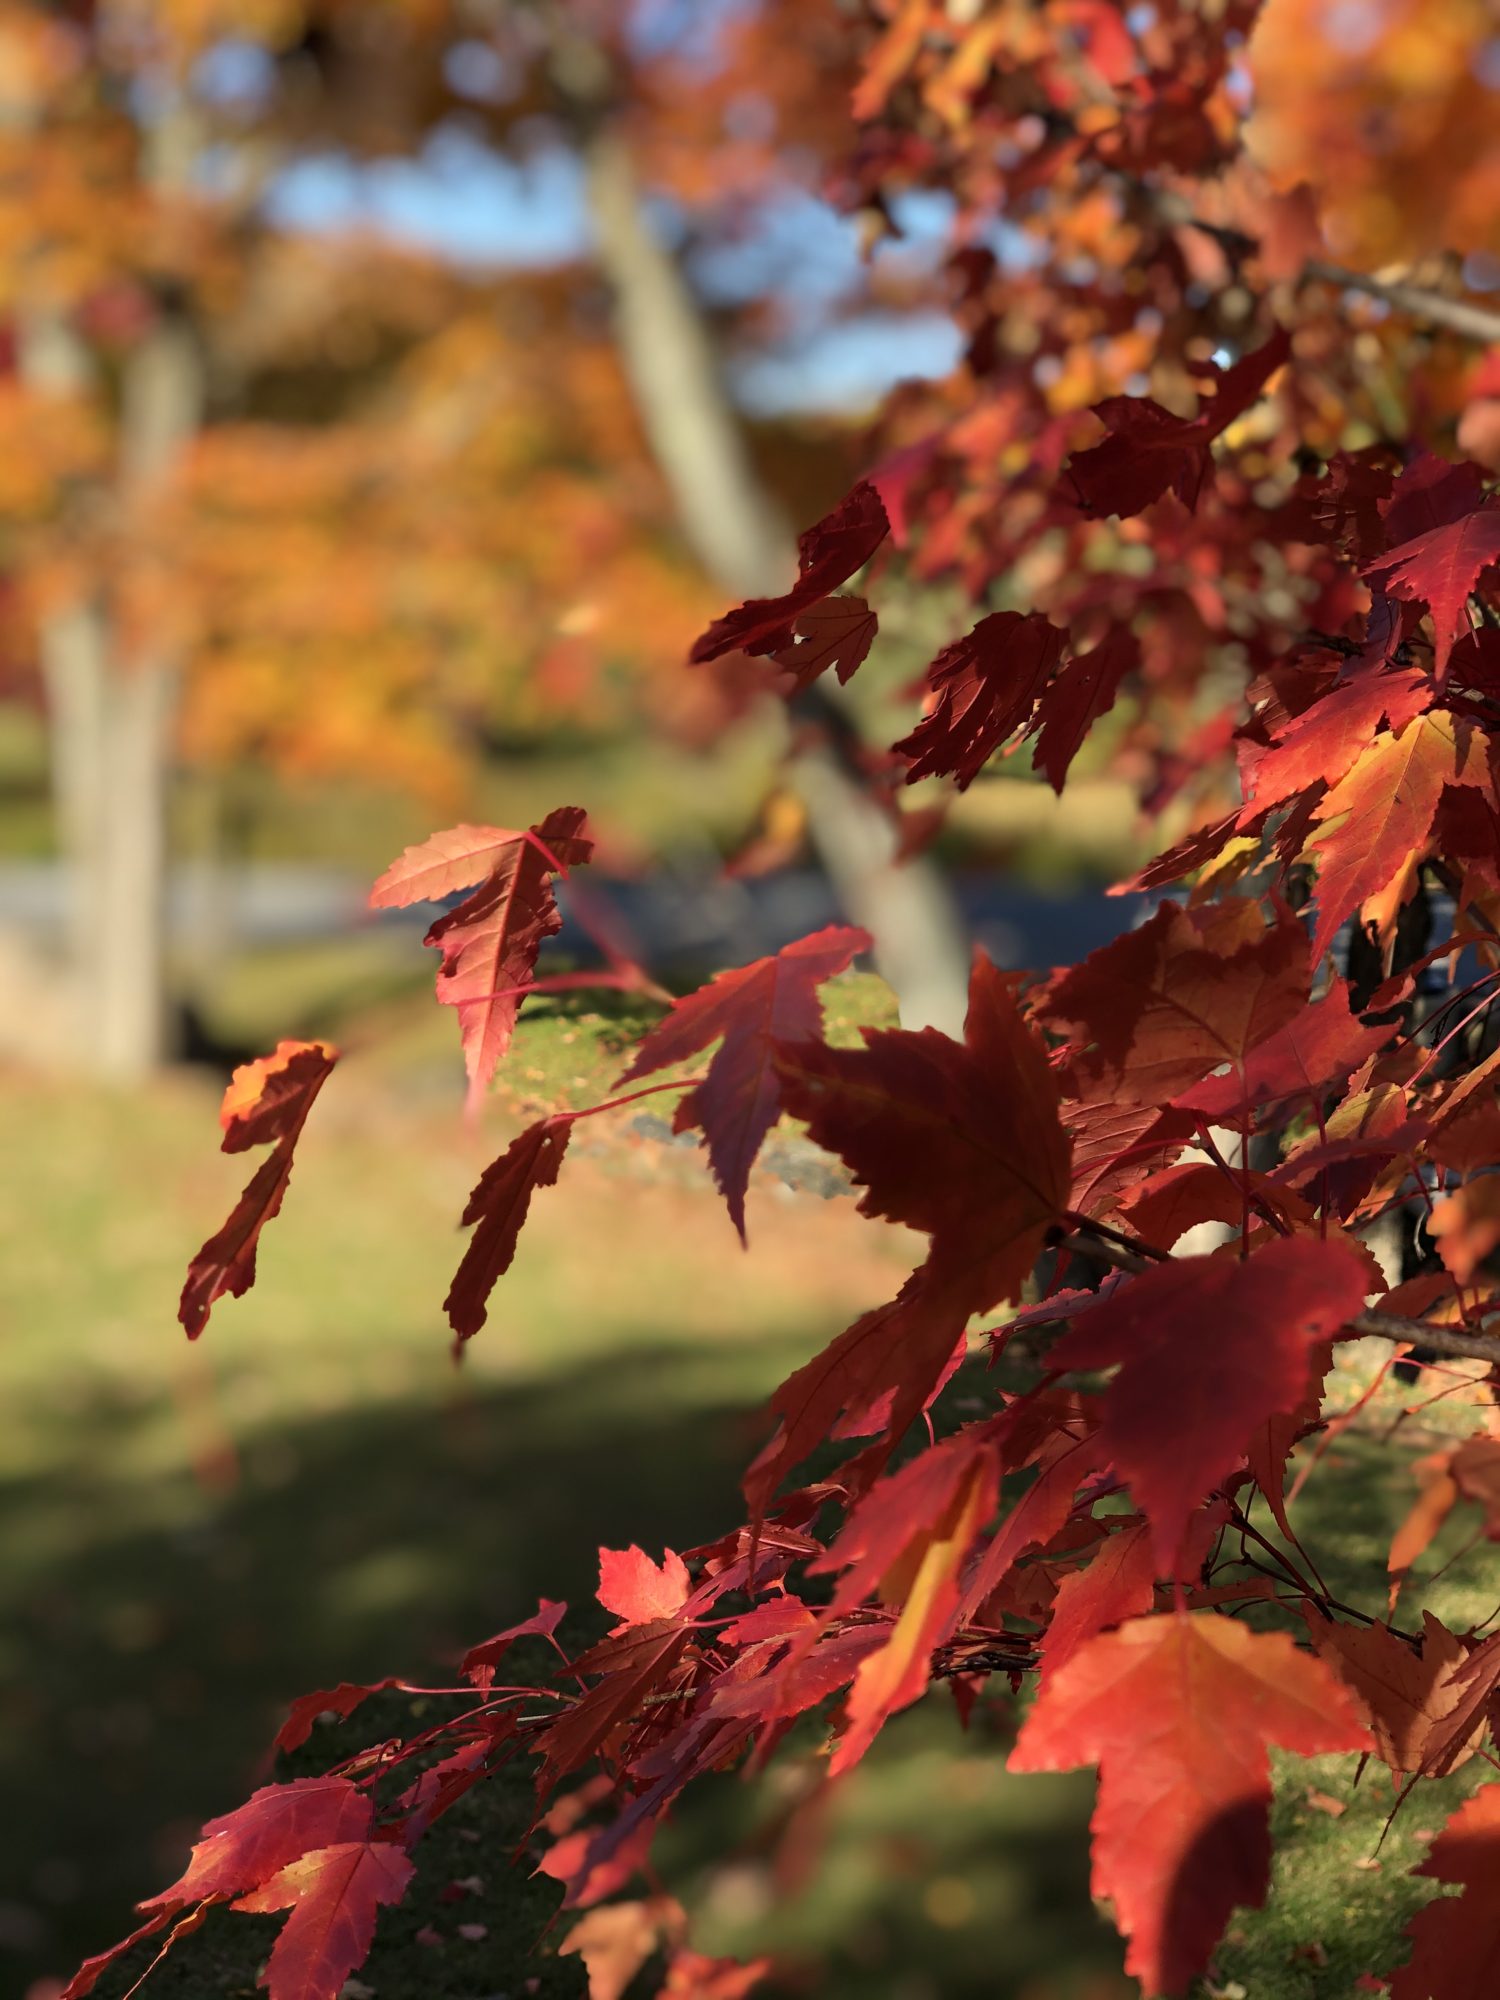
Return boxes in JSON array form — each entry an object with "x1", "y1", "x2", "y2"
[
  {"x1": 581, "y1": 127, "x2": 971, "y2": 1034},
  {"x1": 17, "y1": 114, "x2": 203, "y2": 1081}
]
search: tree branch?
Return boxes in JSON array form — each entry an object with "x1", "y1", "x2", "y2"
[
  {"x1": 1301, "y1": 263, "x2": 1500, "y2": 346},
  {"x1": 1138, "y1": 183, "x2": 1500, "y2": 346}
]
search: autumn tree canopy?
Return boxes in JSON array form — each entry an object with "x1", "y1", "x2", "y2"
[{"x1": 60, "y1": 5, "x2": 1500, "y2": 2000}]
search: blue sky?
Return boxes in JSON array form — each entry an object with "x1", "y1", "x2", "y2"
[{"x1": 261, "y1": 120, "x2": 963, "y2": 416}]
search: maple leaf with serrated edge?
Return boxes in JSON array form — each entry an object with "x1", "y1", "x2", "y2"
[
  {"x1": 1390, "y1": 1783, "x2": 1500, "y2": 2000},
  {"x1": 895, "y1": 609, "x2": 1065, "y2": 789},
  {"x1": 1173, "y1": 983, "x2": 1392, "y2": 1123},
  {"x1": 414, "y1": 805, "x2": 592, "y2": 1109},
  {"x1": 180, "y1": 1041, "x2": 338, "y2": 1339},
  {"x1": 743, "y1": 1266, "x2": 975, "y2": 1519},
  {"x1": 619, "y1": 924, "x2": 869, "y2": 1241},
  {"x1": 368, "y1": 823, "x2": 531, "y2": 908},
  {"x1": 690, "y1": 483, "x2": 889, "y2": 662},
  {"x1": 774, "y1": 950, "x2": 1071, "y2": 1310},
  {"x1": 59, "y1": 1777, "x2": 374, "y2": 2000},
  {"x1": 460, "y1": 1597, "x2": 567, "y2": 1687},
  {"x1": 1041, "y1": 898, "x2": 1309, "y2": 1108},
  {"x1": 1030, "y1": 625, "x2": 1139, "y2": 792},
  {"x1": 748, "y1": 955, "x2": 1068, "y2": 1512},
  {"x1": 445, "y1": 1116, "x2": 572, "y2": 1346},
  {"x1": 1365, "y1": 499, "x2": 1500, "y2": 679},
  {"x1": 597, "y1": 1546, "x2": 691, "y2": 1628},
  {"x1": 233, "y1": 1841, "x2": 414, "y2": 2000},
  {"x1": 1038, "y1": 1519, "x2": 1159, "y2": 1681},
  {"x1": 806, "y1": 1430, "x2": 998, "y2": 1772},
  {"x1": 275, "y1": 1682, "x2": 401, "y2": 1755},
  {"x1": 1311, "y1": 1611, "x2": 1482, "y2": 1778},
  {"x1": 1240, "y1": 666, "x2": 1429, "y2": 811},
  {"x1": 1307, "y1": 712, "x2": 1491, "y2": 961},
  {"x1": 1122, "y1": 809, "x2": 1245, "y2": 893},
  {"x1": 1064, "y1": 327, "x2": 1290, "y2": 519},
  {"x1": 1050, "y1": 1236, "x2": 1369, "y2": 1568},
  {"x1": 146, "y1": 1776, "x2": 374, "y2": 1911},
  {"x1": 1011, "y1": 1613, "x2": 1371, "y2": 1997},
  {"x1": 1119, "y1": 1162, "x2": 1311, "y2": 1253},
  {"x1": 770, "y1": 595, "x2": 878, "y2": 689}
]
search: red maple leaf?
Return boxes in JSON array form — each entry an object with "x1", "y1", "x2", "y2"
[
  {"x1": 461, "y1": 1597, "x2": 568, "y2": 1686},
  {"x1": 152, "y1": 1777, "x2": 374, "y2": 1911},
  {"x1": 895, "y1": 609, "x2": 1066, "y2": 789},
  {"x1": 368, "y1": 823, "x2": 533, "y2": 908},
  {"x1": 690, "y1": 483, "x2": 889, "y2": 662},
  {"x1": 619, "y1": 924, "x2": 869, "y2": 1240},
  {"x1": 808, "y1": 1430, "x2": 998, "y2": 1770},
  {"x1": 1379, "y1": 450, "x2": 1485, "y2": 546},
  {"x1": 62, "y1": 1777, "x2": 374, "y2": 1997},
  {"x1": 1390, "y1": 1783, "x2": 1500, "y2": 2000},
  {"x1": 415, "y1": 806, "x2": 592, "y2": 1109},
  {"x1": 1050, "y1": 1236, "x2": 1369, "y2": 1566},
  {"x1": 744, "y1": 1267, "x2": 975, "y2": 1518},
  {"x1": 1173, "y1": 984, "x2": 1392, "y2": 1123},
  {"x1": 445, "y1": 1116, "x2": 572, "y2": 1346},
  {"x1": 1311, "y1": 1611, "x2": 1482, "y2": 1778},
  {"x1": 597, "y1": 1546, "x2": 691, "y2": 1629},
  {"x1": 233, "y1": 1841, "x2": 415, "y2": 2000},
  {"x1": 1029, "y1": 625, "x2": 1139, "y2": 793},
  {"x1": 774, "y1": 950, "x2": 1071, "y2": 1310},
  {"x1": 770, "y1": 595, "x2": 878, "y2": 689},
  {"x1": 179, "y1": 1041, "x2": 338, "y2": 1338},
  {"x1": 1307, "y1": 713, "x2": 1489, "y2": 961},
  {"x1": 1365, "y1": 498, "x2": 1500, "y2": 677},
  {"x1": 1241, "y1": 666, "x2": 1429, "y2": 812},
  {"x1": 1120, "y1": 1162, "x2": 1311, "y2": 1254},
  {"x1": 1064, "y1": 327, "x2": 1291, "y2": 518},
  {"x1": 275, "y1": 1683, "x2": 401, "y2": 1756},
  {"x1": 1038, "y1": 1518, "x2": 1158, "y2": 1680},
  {"x1": 1011, "y1": 1613, "x2": 1370, "y2": 1996},
  {"x1": 1041, "y1": 898, "x2": 1309, "y2": 1108}
]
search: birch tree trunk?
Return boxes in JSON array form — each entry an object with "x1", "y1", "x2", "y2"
[
  {"x1": 16, "y1": 110, "x2": 203, "y2": 1080},
  {"x1": 581, "y1": 127, "x2": 971, "y2": 1034}
]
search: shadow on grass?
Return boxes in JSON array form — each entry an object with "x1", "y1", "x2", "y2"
[
  {"x1": 25, "y1": 1334, "x2": 1475, "y2": 1998},
  {"x1": 4, "y1": 1341, "x2": 783, "y2": 1991},
  {"x1": 7, "y1": 1332, "x2": 1131, "y2": 2000}
]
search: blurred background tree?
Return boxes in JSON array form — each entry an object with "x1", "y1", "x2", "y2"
[{"x1": 0, "y1": 0, "x2": 973, "y2": 1081}]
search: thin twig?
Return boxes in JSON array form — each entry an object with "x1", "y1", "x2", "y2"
[{"x1": 1302, "y1": 262, "x2": 1500, "y2": 345}]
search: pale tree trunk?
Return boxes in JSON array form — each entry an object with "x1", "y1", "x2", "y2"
[
  {"x1": 581, "y1": 128, "x2": 971, "y2": 1034},
  {"x1": 17, "y1": 111, "x2": 204, "y2": 1081}
]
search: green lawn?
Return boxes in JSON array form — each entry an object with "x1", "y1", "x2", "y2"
[
  {"x1": 5, "y1": 978, "x2": 1500, "y2": 2000},
  {"x1": 0, "y1": 993, "x2": 908, "y2": 1994}
]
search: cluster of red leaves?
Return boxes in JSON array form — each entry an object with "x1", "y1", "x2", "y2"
[{"x1": 81, "y1": 6, "x2": 1500, "y2": 2000}]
